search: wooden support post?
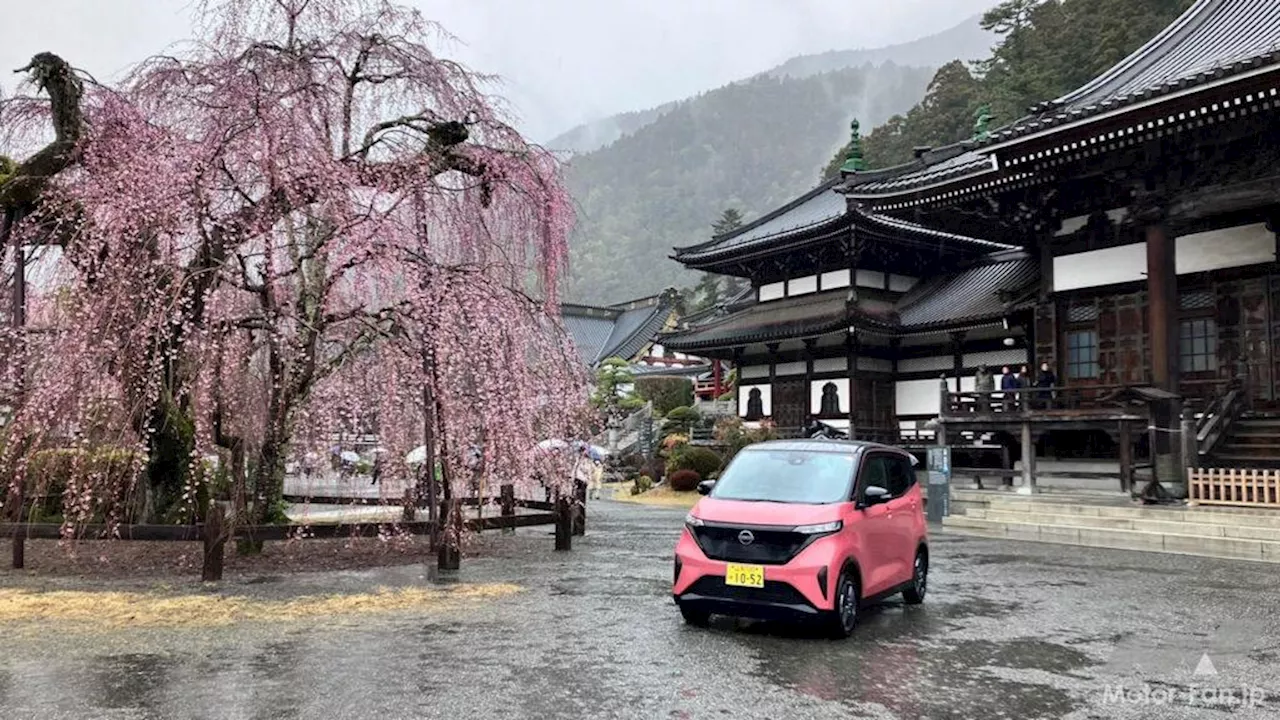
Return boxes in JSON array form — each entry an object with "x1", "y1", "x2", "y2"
[
  {"x1": 1119, "y1": 421, "x2": 1134, "y2": 494},
  {"x1": 12, "y1": 535, "x2": 24, "y2": 570},
  {"x1": 201, "y1": 504, "x2": 226, "y2": 582},
  {"x1": 1020, "y1": 422, "x2": 1036, "y2": 494},
  {"x1": 846, "y1": 331, "x2": 858, "y2": 438},
  {"x1": 500, "y1": 484, "x2": 515, "y2": 534},
  {"x1": 1180, "y1": 408, "x2": 1198, "y2": 473},
  {"x1": 555, "y1": 495, "x2": 572, "y2": 551},
  {"x1": 1001, "y1": 443, "x2": 1013, "y2": 488},
  {"x1": 437, "y1": 500, "x2": 461, "y2": 571},
  {"x1": 402, "y1": 488, "x2": 416, "y2": 523},
  {"x1": 572, "y1": 479, "x2": 586, "y2": 536}
]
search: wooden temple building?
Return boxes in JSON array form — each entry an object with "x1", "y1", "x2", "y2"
[{"x1": 662, "y1": 0, "x2": 1280, "y2": 498}]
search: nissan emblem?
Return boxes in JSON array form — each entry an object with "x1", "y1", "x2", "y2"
[{"x1": 738, "y1": 530, "x2": 755, "y2": 546}]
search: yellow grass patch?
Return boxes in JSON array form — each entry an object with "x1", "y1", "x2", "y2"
[
  {"x1": 614, "y1": 484, "x2": 701, "y2": 509},
  {"x1": 0, "y1": 583, "x2": 520, "y2": 629}
]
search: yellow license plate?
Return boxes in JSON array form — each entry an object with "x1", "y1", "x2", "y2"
[{"x1": 725, "y1": 563, "x2": 765, "y2": 588}]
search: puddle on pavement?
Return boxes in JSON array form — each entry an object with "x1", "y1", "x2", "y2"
[{"x1": 750, "y1": 633, "x2": 1091, "y2": 719}]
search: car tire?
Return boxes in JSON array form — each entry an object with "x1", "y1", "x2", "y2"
[
  {"x1": 824, "y1": 569, "x2": 859, "y2": 639},
  {"x1": 902, "y1": 549, "x2": 928, "y2": 605},
  {"x1": 678, "y1": 603, "x2": 710, "y2": 627}
]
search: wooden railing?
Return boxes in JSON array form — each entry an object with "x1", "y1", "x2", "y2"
[
  {"x1": 943, "y1": 384, "x2": 1133, "y2": 417},
  {"x1": 1195, "y1": 384, "x2": 1244, "y2": 458},
  {"x1": 1189, "y1": 468, "x2": 1280, "y2": 508}
]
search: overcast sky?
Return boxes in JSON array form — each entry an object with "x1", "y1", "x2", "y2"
[{"x1": 1, "y1": 0, "x2": 993, "y2": 142}]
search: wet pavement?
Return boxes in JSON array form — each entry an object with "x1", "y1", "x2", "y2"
[{"x1": 3, "y1": 501, "x2": 1280, "y2": 719}]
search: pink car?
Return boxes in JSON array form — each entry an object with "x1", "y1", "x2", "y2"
[{"x1": 673, "y1": 439, "x2": 928, "y2": 638}]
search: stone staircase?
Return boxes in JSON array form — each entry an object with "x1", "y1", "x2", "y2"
[
  {"x1": 940, "y1": 492, "x2": 1280, "y2": 563},
  {"x1": 1211, "y1": 413, "x2": 1280, "y2": 467}
]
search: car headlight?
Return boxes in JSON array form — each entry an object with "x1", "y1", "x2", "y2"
[
  {"x1": 793, "y1": 520, "x2": 842, "y2": 535},
  {"x1": 684, "y1": 513, "x2": 704, "y2": 529}
]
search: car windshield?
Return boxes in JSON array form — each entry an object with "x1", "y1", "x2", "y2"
[{"x1": 710, "y1": 449, "x2": 855, "y2": 504}]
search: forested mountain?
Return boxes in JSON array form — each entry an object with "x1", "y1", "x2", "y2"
[
  {"x1": 547, "y1": 17, "x2": 993, "y2": 155},
  {"x1": 824, "y1": 0, "x2": 1197, "y2": 174},
  {"x1": 767, "y1": 17, "x2": 994, "y2": 79},
  {"x1": 564, "y1": 64, "x2": 936, "y2": 304}
]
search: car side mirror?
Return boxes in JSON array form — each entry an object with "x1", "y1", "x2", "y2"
[
  {"x1": 862, "y1": 485, "x2": 891, "y2": 507},
  {"x1": 697, "y1": 480, "x2": 716, "y2": 496}
]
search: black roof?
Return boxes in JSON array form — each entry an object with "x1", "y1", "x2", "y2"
[
  {"x1": 661, "y1": 253, "x2": 1037, "y2": 351},
  {"x1": 561, "y1": 294, "x2": 676, "y2": 366},
  {"x1": 846, "y1": 0, "x2": 1280, "y2": 199},
  {"x1": 991, "y1": 0, "x2": 1280, "y2": 146},
  {"x1": 896, "y1": 255, "x2": 1037, "y2": 329},
  {"x1": 673, "y1": 176, "x2": 1014, "y2": 266},
  {"x1": 673, "y1": 178, "x2": 848, "y2": 264}
]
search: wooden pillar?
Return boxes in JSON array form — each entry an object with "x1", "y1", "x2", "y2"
[
  {"x1": 803, "y1": 338, "x2": 817, "y2": 425},
  {"x1": 951, "y1": 331, "x2": 966, "y2": 393},
  {"x1": 201, "y1": 503, "x2": 226, "y2": 582},
  {"x1": 1180, "y1": 407, "x2": 1199, "y2": 474},
  {"x1": 402, "y1": 487, "x2": 417, "y2": 523},
  {"x1": 11, "y1": 535, "x2": 23, "y2": 570},
  {"x1": 846, "y1": 331, "x2": 859, "y2": 438},
  {"x1": 1144, "y1": 208, "x2": 1185, "y2": 495},
  {"x1": 1147, "y1": 222, "x2": 1179, "y2": 392},
  {"x1": 554, "y1": 495, "x2": 572, "y2": 551},
  {"x1": 1020, "y1": 421, "x2": 1036, "y2": 493},
  {"x1": 572, "y1": 479, "x2": 586, "y2": 536},
  {"x1": 500, "y1": 484, "x2": 515, "y2": 534},
  {"x1": 766, "y1": 342, "x2": 780, "y2": 425},
  {"x1": 1118, "y1": 421, "x2": 1134, "y2": 494},
  {"x1": 438, "y1": 501, "x2": 461, "y2": 570}
]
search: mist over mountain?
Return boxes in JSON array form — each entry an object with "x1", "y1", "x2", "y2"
[
  {"x1": 563, "y1": 63, "x2": 934, "y2": 304},
  {"x1": 547, "y1": 16, "x2": 993, "y2": 156},
  {"x1": 561, "y1": 17, "x2": 995, "y2": 305}
]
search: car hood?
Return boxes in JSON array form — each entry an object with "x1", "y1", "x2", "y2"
[{"x1": 692, "y1": 498, "x2": 844, "y2": 527}]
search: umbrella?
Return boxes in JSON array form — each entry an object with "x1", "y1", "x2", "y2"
[
  {"x1": 583, "y1": 444, "x2": 609, "y2": 461},
  {"x1": 405, "y1": 445, "x2": 428, "y2": 465},
  {"x1": 340, "y1": 450, "x2": 360, "y2": 463},
  {"x1": 536, "y1": 438, "x2": 571, "y2": 450}
]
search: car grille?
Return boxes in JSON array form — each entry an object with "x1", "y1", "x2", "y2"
[
  {"x1": 685, "y1": 576, "x2": 811, "y2": 607},
  {"x1": 690, "y1": 524, "x2": 811, "y2": 565}
]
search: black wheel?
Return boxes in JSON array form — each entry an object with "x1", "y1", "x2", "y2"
[
  {"x1": 678, "y1": 603, "x2": 710, "y2": 627},
  {"x1": 902, "y1": 549, "x2": 928, "y2": 605},
  {"x1": 824, "y1": 569, "x2": 860, "y2": 639}
]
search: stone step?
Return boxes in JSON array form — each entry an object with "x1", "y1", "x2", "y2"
[
  {"x1": 1222, "y1": 433, "x2": 1280, "y2": 444},
  {"x1": 981, "y1": 497, "x2": 1280, "y2": 524},
  {"x1": 1221, "y1": 444, "x2": 1280, "y2": 455},
  {"x1": 968, "y1": 508, "x2": 1280, "y2": 540},
  {"x1": 942, "y1": 515, "x2": 1280, "y2": 563},
  {"x1": 1211, "y1": 453, "x2": 1280, "y2": 465}
]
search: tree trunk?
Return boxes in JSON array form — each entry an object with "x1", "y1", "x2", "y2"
[{"x1": 140, "y1": 392, "x2": 195, "y2": 523}]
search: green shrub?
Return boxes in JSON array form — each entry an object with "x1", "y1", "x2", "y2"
[
  {"x1": 634, "y1": 377, "x2": 694, "y2": 415},
  {"x1": 663, "y1": 406, "x2": 700, "y2": 435},
  {"x1": 668, "y1": 469, "x2": 701, "y2": 492},
  {"x1": 717, "y1": 419, "x2": 779, "y2": 470},
  {"x1": 631, "y1": 475, "x2": 655, "y2": 495},
  {"x1": 25, "y1": 447, "x2": 141, "y2": 520},
  {"x1": 668, "y1": 446, "x2": 722, "y2": 479}
]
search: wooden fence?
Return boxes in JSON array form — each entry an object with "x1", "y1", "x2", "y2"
[
  {"x1": 4, "y1": 483, "x2": 580, "y2": 581},
  {"x1": 1188, "y1": 468, "x2": 1280, "y2": 508}
]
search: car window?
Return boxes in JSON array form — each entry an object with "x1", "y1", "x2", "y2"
[
  {"x1": 859, "y1": 455, "x2": 891, "y2": 496},
  {"x1": 711, "y1": 449, "x2": 855, "y2": 504},
  {"x1": 886, "y1": 456, "x2": 913, "y2": 497}
]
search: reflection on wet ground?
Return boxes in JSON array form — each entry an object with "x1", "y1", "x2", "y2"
[{"x1": 2, "y1": 502, "x2": 1279, "y2": 719}]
